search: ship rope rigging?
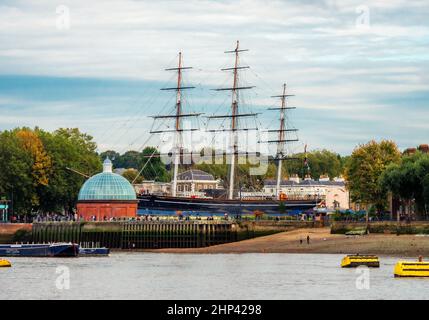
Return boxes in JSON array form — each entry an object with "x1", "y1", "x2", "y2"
[
  {"x1": 205, "y1": 40, "x2": 261, "y2": 200},
  {"x1": 128, "y1": 42, "x2": 301, "y2": 203},
  {"x1": 259, "y1": 83, "x2": 299, "y2": 199}
]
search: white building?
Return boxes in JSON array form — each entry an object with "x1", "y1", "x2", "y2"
[
  {"x1": 134, "y1": 181, "x2": 171, "y2": 196},
  {"x1": 134, "y1": 170, "x2": 221, "y2": 198},
  {"x1": 175, "y1": 170, "x2": 221, "y2": 197},
  {"x1": 263, "y1": 175, "x2": 350, "y2": 210}
]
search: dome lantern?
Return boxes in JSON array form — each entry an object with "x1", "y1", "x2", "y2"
[{"x1": 103, "y1": 157, "x2": 113, "y2": 173}]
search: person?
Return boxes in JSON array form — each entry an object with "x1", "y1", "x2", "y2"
[
  {"x1": 419, "y1": 255, "x2": 423, "y2": 262},
  {"x1": 307, "y1": 235, "x2": 310, "y2": 245},
  {"x1": 300, "y1": 238, "x2": 303, "y2": 245}
]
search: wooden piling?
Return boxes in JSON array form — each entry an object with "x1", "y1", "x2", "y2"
[{"x1": 32, "y1": 221, "x2": 239, "y2": 249}]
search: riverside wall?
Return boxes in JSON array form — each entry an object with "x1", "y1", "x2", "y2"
[{"x1": 331, "y1": 221, "x2": 429, "y2": 234}]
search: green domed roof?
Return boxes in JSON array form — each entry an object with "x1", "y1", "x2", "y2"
[{"x1": 78, "y1": 158, "x2": 136, "y2": 201}]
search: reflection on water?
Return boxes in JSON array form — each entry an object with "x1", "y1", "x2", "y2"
[{"x1": 1, "y1": 253, "x2": 428, "y2": 300}]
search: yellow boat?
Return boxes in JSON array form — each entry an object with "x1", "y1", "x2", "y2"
[
  {"x1": 0, "y1": 259, "x2": 12, "y2": 268},
  {"x1": 394, "y1": 261, "x2": 429, "y2": 277},
  {"x1": 341, "y1": 255, "x2": 380, "y2": 268}
]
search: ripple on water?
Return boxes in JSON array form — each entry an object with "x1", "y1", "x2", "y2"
[{"x1": 0, "y1": 253, "x2": 428, "y2": 300}]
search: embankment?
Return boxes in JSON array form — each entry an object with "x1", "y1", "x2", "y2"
[
  {"x1": 331, "y1": 221, "x2": 429, "y2": 235},
  {"x1": 0, "y1": 223, "x2": 32, "y2": 243},
  {"x1": 149, "y1": 227, "x2": 429, "y2": 256},
  {"x1": 0, "y1": 220, "x2": 324, "y2": 247}
]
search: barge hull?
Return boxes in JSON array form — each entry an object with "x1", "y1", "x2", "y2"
[{"x1": 0, "y1": 243, "x2": 79, "y2": 257}]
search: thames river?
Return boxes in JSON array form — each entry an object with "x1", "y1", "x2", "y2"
[{"x1": 1, "y1": 253, "x2": 428, "y2": 300}]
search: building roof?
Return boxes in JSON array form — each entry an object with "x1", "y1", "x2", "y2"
[
  {"x1": 78, "y1": 158, "x2": 136, "y2": 201},
  {"x1": 404, "y1": 144, "x2": 429, "y2": 155},
  {"x1": 177, "y1": 169, "x2": 215, "y2": 181},
  {"x1": 418, "y1": 144, "x2": 429, "y2": 153},
  {"x1": 264, "y1": 179, "x2": 345, "y2": 187}
]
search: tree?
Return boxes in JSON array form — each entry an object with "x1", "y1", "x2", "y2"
[
  {"x1": 0, "y1": 130, "x2": 34, "y2": 215},
  {"x1": 0, "y1": 127, "x2": 101, "y2": 216},
  {"x1": 37, "y1": 128, "x2": 102, "y2": 214},
  {"x1": 281, "y1": 149, "x2": 344, "y2": 180},
  {"x1": 16, "y1": 128, "x2": 52, "y2": 188},
  {"x1": 345, "y1": 140, "x2": 401, "y2": 214},
  {"x1": 116, "y1": 150, "x2": 140, "y2": 169},
  {"x1": 380, "y1": 152, "x2": 429, "y2": 219},
  {"x1": 99, "y1": 147, "x2": 171, "y2": 182},
  {"x1": 99, "y1": 150, "x2": 120, "y2": 165},
  {"x1": 139, "y1": 147, "x2": 170, "y2": 182},
  {"x1": 122, "y1": 169, "x2": 144, "y2": 184}
]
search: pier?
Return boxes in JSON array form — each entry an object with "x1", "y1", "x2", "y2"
[{"x1": 31, "y1": 221, "x2": 239, "y2": 249}]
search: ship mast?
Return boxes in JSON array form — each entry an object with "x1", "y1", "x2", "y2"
[
  {"x1": 263, "y1": 84, "x2": 298, "y2": 200},
  {"x1": 149, "y1": 52, "x2": 201, "y2": 197},
  {"x1": 276, "y1": 84, "x2": 287, "y2": 199},
  {"x1": 172, "y1": 52, "x2": 184, "y2": 197},
  {"x1": 228, "y1": 41, "x2": 240, "y2": 200},
  {"x1": 208, "y1": 41, "x2": 257, "y2": 200}
]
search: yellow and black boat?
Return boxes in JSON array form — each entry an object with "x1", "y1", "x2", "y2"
[
  {"x1": 394, "y1": 260, "x2": 429, "y2": 278},
  {"x1": 341, "y1": 255, "x2": 380, "y2": 268},
  {"x1": 0, "y1": 259, "x2": 12, "y2": 268}
]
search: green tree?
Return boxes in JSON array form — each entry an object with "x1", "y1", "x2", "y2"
[
  {"x1": 116, "y1": 150, "x2": 140, "y2": 169},
  {"x1": 99, "y1": 150, "x2": 120, "y2": 165},
  {"x1": 0, "y1": 127, "x2": 102, "y2": 217},
  {"x1": 37, "y1": 128, "x2": 102, "y2": 214},
  {"x1": 345, "y1": 140, "x2": 401, "y2": 214},
  {"x1": 380, "y1": 152, "x2": 429, "y2": 219},
  {"x1": 0, "y1": 130, "x2": 34, "y2": 215},
  {"x1": 282, "y1": 149, "x2": 344, "y2": 180}
]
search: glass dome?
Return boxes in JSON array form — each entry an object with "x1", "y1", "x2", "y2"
[{"x1": 78, "y1": 158, "x2": 137, "y2": 201}]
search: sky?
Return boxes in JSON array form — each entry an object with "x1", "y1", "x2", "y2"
[{"x1": 0, "y1": 0, "x2": 428, "y2": 155}]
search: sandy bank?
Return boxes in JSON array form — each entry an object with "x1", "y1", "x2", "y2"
[{"x1": 146, "y1": 228, "x2": 429, "y2": 256}]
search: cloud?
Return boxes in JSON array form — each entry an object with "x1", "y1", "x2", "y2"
[{"x1": 0, "y1": 0, "x2": 428, "y2": 155}]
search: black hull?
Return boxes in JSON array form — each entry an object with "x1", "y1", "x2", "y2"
[{"x1": 138, "y1": 195, "x2": 319, "y2": 214}]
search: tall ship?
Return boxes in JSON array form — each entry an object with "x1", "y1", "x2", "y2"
[{"x1": 137, "y1": 41, "x2": 321, "y2": 214}]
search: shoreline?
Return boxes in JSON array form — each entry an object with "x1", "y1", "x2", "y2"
[{"x1": 140, "y1": 228, "x2": 429, "y2": 257}]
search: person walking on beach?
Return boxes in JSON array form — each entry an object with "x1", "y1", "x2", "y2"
[{"x1": 307, "y1": 235, "x2": 310, "y2": 245}]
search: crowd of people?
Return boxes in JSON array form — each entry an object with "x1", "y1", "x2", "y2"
[{"x1": 6, "y1": 213, "x2": 232, "y2": 223}]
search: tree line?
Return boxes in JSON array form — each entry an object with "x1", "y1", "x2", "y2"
[
  {"x1": 101, "y1": 148, "x2": 347, "y2": 189},
  {"x1": 2, "y1": 126, "x2": 428, "y2": 219},
  {"x1": 0, "y1": 127, "x2": 101, "y2": 216},
  {"x1": 345, "y1": 140, "x2": 429, "y2": 219}
]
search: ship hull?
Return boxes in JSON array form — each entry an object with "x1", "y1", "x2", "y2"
[
  {"x1": 138, "y1": 195, "x2": 319, "y2": 214},
  {"x1": 79, "y1": 247, "x2": 110, "y2": 256},
  {"x1": 0, "y1": 243, "x2": 79, "y2": 257}
]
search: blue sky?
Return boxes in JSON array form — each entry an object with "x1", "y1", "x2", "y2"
[{"x1": 0, "y1": 0, "x2": 428, "y2": 155}]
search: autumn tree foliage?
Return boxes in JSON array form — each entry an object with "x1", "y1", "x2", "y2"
[
  {"x1": 0, "y1": 127, "x2": 101, "y2": 216},
  {"x1": 15, "y1": 128, "x2": 52, "y2": 207}
]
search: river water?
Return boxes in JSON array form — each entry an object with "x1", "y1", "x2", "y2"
[{"x1": 1, "y1": 253, "x2": 428, "y2": 300}]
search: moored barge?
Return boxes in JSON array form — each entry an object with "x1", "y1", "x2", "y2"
[{"x1": 0, "y1": 243, "x2": 79, "y2": 257}]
